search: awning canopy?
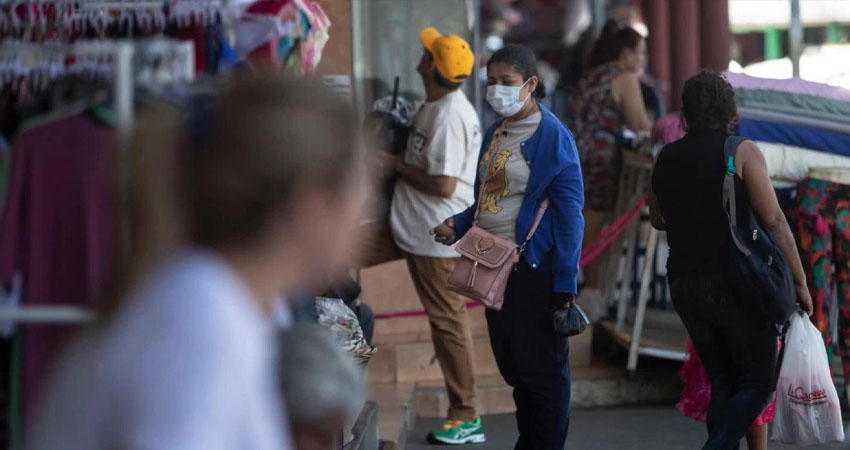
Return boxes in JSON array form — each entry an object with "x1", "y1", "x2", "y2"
[{"x1": 730, "y1": 0, "x2": 850, "y2": 31}]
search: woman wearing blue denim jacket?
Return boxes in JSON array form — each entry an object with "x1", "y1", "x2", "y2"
[{"x1": 431, "y1": 45, "x2": 584, "y2": 450}]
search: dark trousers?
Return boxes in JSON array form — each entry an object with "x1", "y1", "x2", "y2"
[
  {"x1": 670, "y1": 272, "x2": 778, "y2": 450},
  {"x1": 486, "y1": 257, "x2": 571, "y2": 450}
]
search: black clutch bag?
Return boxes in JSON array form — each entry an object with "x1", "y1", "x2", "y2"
[{"x1": 552, "y1": 304, "x2": 590, "y2": 337}]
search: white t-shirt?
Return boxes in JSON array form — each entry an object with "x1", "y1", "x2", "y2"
[
  {"x1": 390, "y1": 89, "x2": 482, "y2": 257},
  {"x1": 27, "y1": 250, "x2": 290, "y2": 450}
]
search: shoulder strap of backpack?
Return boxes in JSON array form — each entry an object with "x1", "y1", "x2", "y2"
[{"x1": 722, "y1": 136, "x2": 752, "y2": 256}]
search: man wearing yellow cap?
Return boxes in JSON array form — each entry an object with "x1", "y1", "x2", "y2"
[{"x1": 365, "y1": 27, "x2": 484, "y2": 444}]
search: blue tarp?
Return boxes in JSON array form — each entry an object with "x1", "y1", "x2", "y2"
[{"x1": 737, "y1": 118, "x2": 850, "y2": 157}]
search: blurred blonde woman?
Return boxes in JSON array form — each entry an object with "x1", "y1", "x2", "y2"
[{"x1": 28, "y1": 75, "x2": 363, "y2": 450}]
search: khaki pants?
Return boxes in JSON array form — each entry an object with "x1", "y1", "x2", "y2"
[{"x1": 358, "y1": 221, "x2": 477, "y2": 421}]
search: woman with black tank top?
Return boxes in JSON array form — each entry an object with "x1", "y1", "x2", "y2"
[{"x1": 649, "y1": 71, "x2": 813, "y2": 450}]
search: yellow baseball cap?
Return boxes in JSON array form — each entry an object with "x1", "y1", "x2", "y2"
[{"x1": 420, "y1": 27, "x2": 474, "y2": 84}]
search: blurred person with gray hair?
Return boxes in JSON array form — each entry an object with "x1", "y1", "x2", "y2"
[{"x1": 278, "y1": 324, "x2": 364, "y2": 450}]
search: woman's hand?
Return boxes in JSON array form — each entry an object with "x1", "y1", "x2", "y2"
[
  {"x1": 430, "y1": 218, "x2": 456, "y2": 245},
  {"x1": 796, "y1": 282, "x2": 814, "y2": 316},
  {"x1": 552, "y1": 292, "x2": 576, "y2": 310}
]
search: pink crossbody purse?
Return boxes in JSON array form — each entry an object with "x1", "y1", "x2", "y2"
[{"x1": 447, "y1": 122, "x2": 550, "y2": 310}]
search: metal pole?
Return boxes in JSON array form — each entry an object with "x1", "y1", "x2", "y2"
[
  {"x1": 350, "y1": 0, "x2": 365, "y2": 118},
  {"x1": 589, "y1": 0, "x2": 606, "y2": 35},
  {"x1": 0, "y1": 306, "x2": 95, "y2": 324},
  {"x1": 113, "y1": 42, "x2": 134, "y2": 144},
  {"x1": 790, "y1": 0, "x2": 803, "y2": 78},
  {"x1": 113, "y1": 42, "x2": 135, "y2": 265},
  {"x1": 627, "y1": 228, "x2": 660, "y2": 374},
  {"x1": 469, "y1": 0, "x2": 482, "y2": 121}
]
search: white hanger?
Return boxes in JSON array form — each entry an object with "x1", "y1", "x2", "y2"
[
  {"x1": 10, "y1": 0, "x2": 24, "y2": 32},
  {"x1": 118, "y1": 2, "x2": 133, "y2": 33}
]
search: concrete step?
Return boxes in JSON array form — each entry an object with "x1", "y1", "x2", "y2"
[
  {"x1": 413, "y1": 375, "x2": 517, "y2": 418},
  {"x1": 367, "y1": 330, "x2": 678, "y2": 448},
  {"x1": 344, "y1": 402, "x2": 379, "y2": 450},
  {"x1": 368, "y1": 308, "x2": 489, "y2": 385},
  {"x1": 622, "y1": 306, "x2": 685, "y2": 331},
  {"x1": 366, "y1": 382, "x2": 415, "y2": 446},
  {"x1": 411, "y1": 359, "x2": 682, "y2": 419},
  {"x1": 368, "y1": 333, "x2": 501, "y2": 385},
  {"x1": 371, "y1": 306, "x2": 491, "y2": 346},
  {"x1": 368, "y1": 309, "x2": 594, "y2": 385},
  {"x1": 366, "y1": 294, "x2": 596, "y2": 448},
  {"x1": 360, "y1": 260, "x2": 422, "y2": 316}
]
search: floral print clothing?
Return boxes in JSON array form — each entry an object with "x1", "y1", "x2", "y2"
[
  {"x1": 792, "y1": 177, "x2": 850, "y2": 385},
  {"x1": 569, "y1": 63, "x2": 623, "y2": 212}
]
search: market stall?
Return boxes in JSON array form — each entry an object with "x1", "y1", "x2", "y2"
[{"x1": 603, "y1": 72, "x2": 850, "y2": 380}]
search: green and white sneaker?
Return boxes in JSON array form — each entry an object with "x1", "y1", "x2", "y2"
[{"x1": 427, "y1": 417, "x2": 486, "y2": 445}]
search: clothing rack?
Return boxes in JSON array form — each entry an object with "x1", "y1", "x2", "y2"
[
  {"x1": 0, "y1": 39, "x2": 135, "y2": 137},
  {"x1": 0, "y1": 0, "x2": 229, "y2": 35},
  {"x1": 79, "y1": 0, "x2": 225, "y2": 8},
  {"x1": 80, "y1": 0, "x2": 229, "y2": 33},
  {"x1": 0, "y1": 38, "x2": 196, "y2": 326},
  {"x1": 0, "y1": 38, "x2": 195, "y2": 133}
]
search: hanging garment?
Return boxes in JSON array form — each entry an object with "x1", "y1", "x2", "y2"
[
  {"x1": 652, "y1": 114, "x2": 685, "y2": 145},
  {"x1": 0, "y1": 110, "x2": 119, "y2": 418},
  {"x1": 792, "y1": 177, "x2": 850, "y2": 387},
  {"x1": 297, "y1": 1, "x2": 331, "y2": 74},
  {"x1": 236, "y1": 0, "x2": 299, "y2": 64},
  {"x1": 677, "y1": 337, "x2": 778, "y2": 425},
  {"x1": 0, "y1": 134, "x2": 10, "y2": 205}
]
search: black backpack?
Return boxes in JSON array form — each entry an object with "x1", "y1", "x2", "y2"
[{"x1": 722, "y1": 136, "x2": 797, "y2": 332}]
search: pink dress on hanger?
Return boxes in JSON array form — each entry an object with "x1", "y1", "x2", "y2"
[
  {"x1": 0, "y1": 110, "x2": 119, "y2": 418},
  {"x1": 677, "y1": 338, "x2": 777, "y2": 425}
]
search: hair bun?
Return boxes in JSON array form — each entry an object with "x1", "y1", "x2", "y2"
[{"x1": 587, "y1": 20, "x2": 642, "y2": 68}]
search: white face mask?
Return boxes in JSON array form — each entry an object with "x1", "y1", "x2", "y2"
[{"x1": 486, "y1": 78, "x2": 531, "y2": 117}]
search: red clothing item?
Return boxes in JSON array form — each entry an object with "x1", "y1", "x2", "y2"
[
  {"x1": 0, "y1": 111, "x2": 119, "y2": 417},
  {"x1": 653, "y1": 113, "x2": 686, "y2": 145},
  {"x1": 678, "y1": 338, "x2": 778, "y2": 425}
]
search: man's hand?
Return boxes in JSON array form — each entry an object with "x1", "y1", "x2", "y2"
[
  {"x1": 796, "y1": 282, "x2": 814, "y2": 316},
  {"x1": 430, "y1": 218, "x2": 456, "y2": 245}
]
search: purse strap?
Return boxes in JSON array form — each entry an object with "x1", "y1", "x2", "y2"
[
  {"x1": 520, "y1": 198, "x2": 550, "y2": 252},
  {"x1": 721, "y1": 135, "x2": 752, "y2": 257}
]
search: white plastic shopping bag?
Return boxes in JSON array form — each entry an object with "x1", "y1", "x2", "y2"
[
  {"x1": 314, "y1": 297, "x2": 377, "y2": 364},
  {"x1": 771, "y1": 312, "x2": 846, "y2": 445}
]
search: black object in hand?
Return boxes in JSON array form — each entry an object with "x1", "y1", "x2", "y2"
[{"x1": 552, "y1": 303, "x2": 589, "y2": 337}]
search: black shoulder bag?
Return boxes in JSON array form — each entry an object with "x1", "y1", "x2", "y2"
[{"x1": 722, "y1": 136, "x2": 796, "y2": 332}]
